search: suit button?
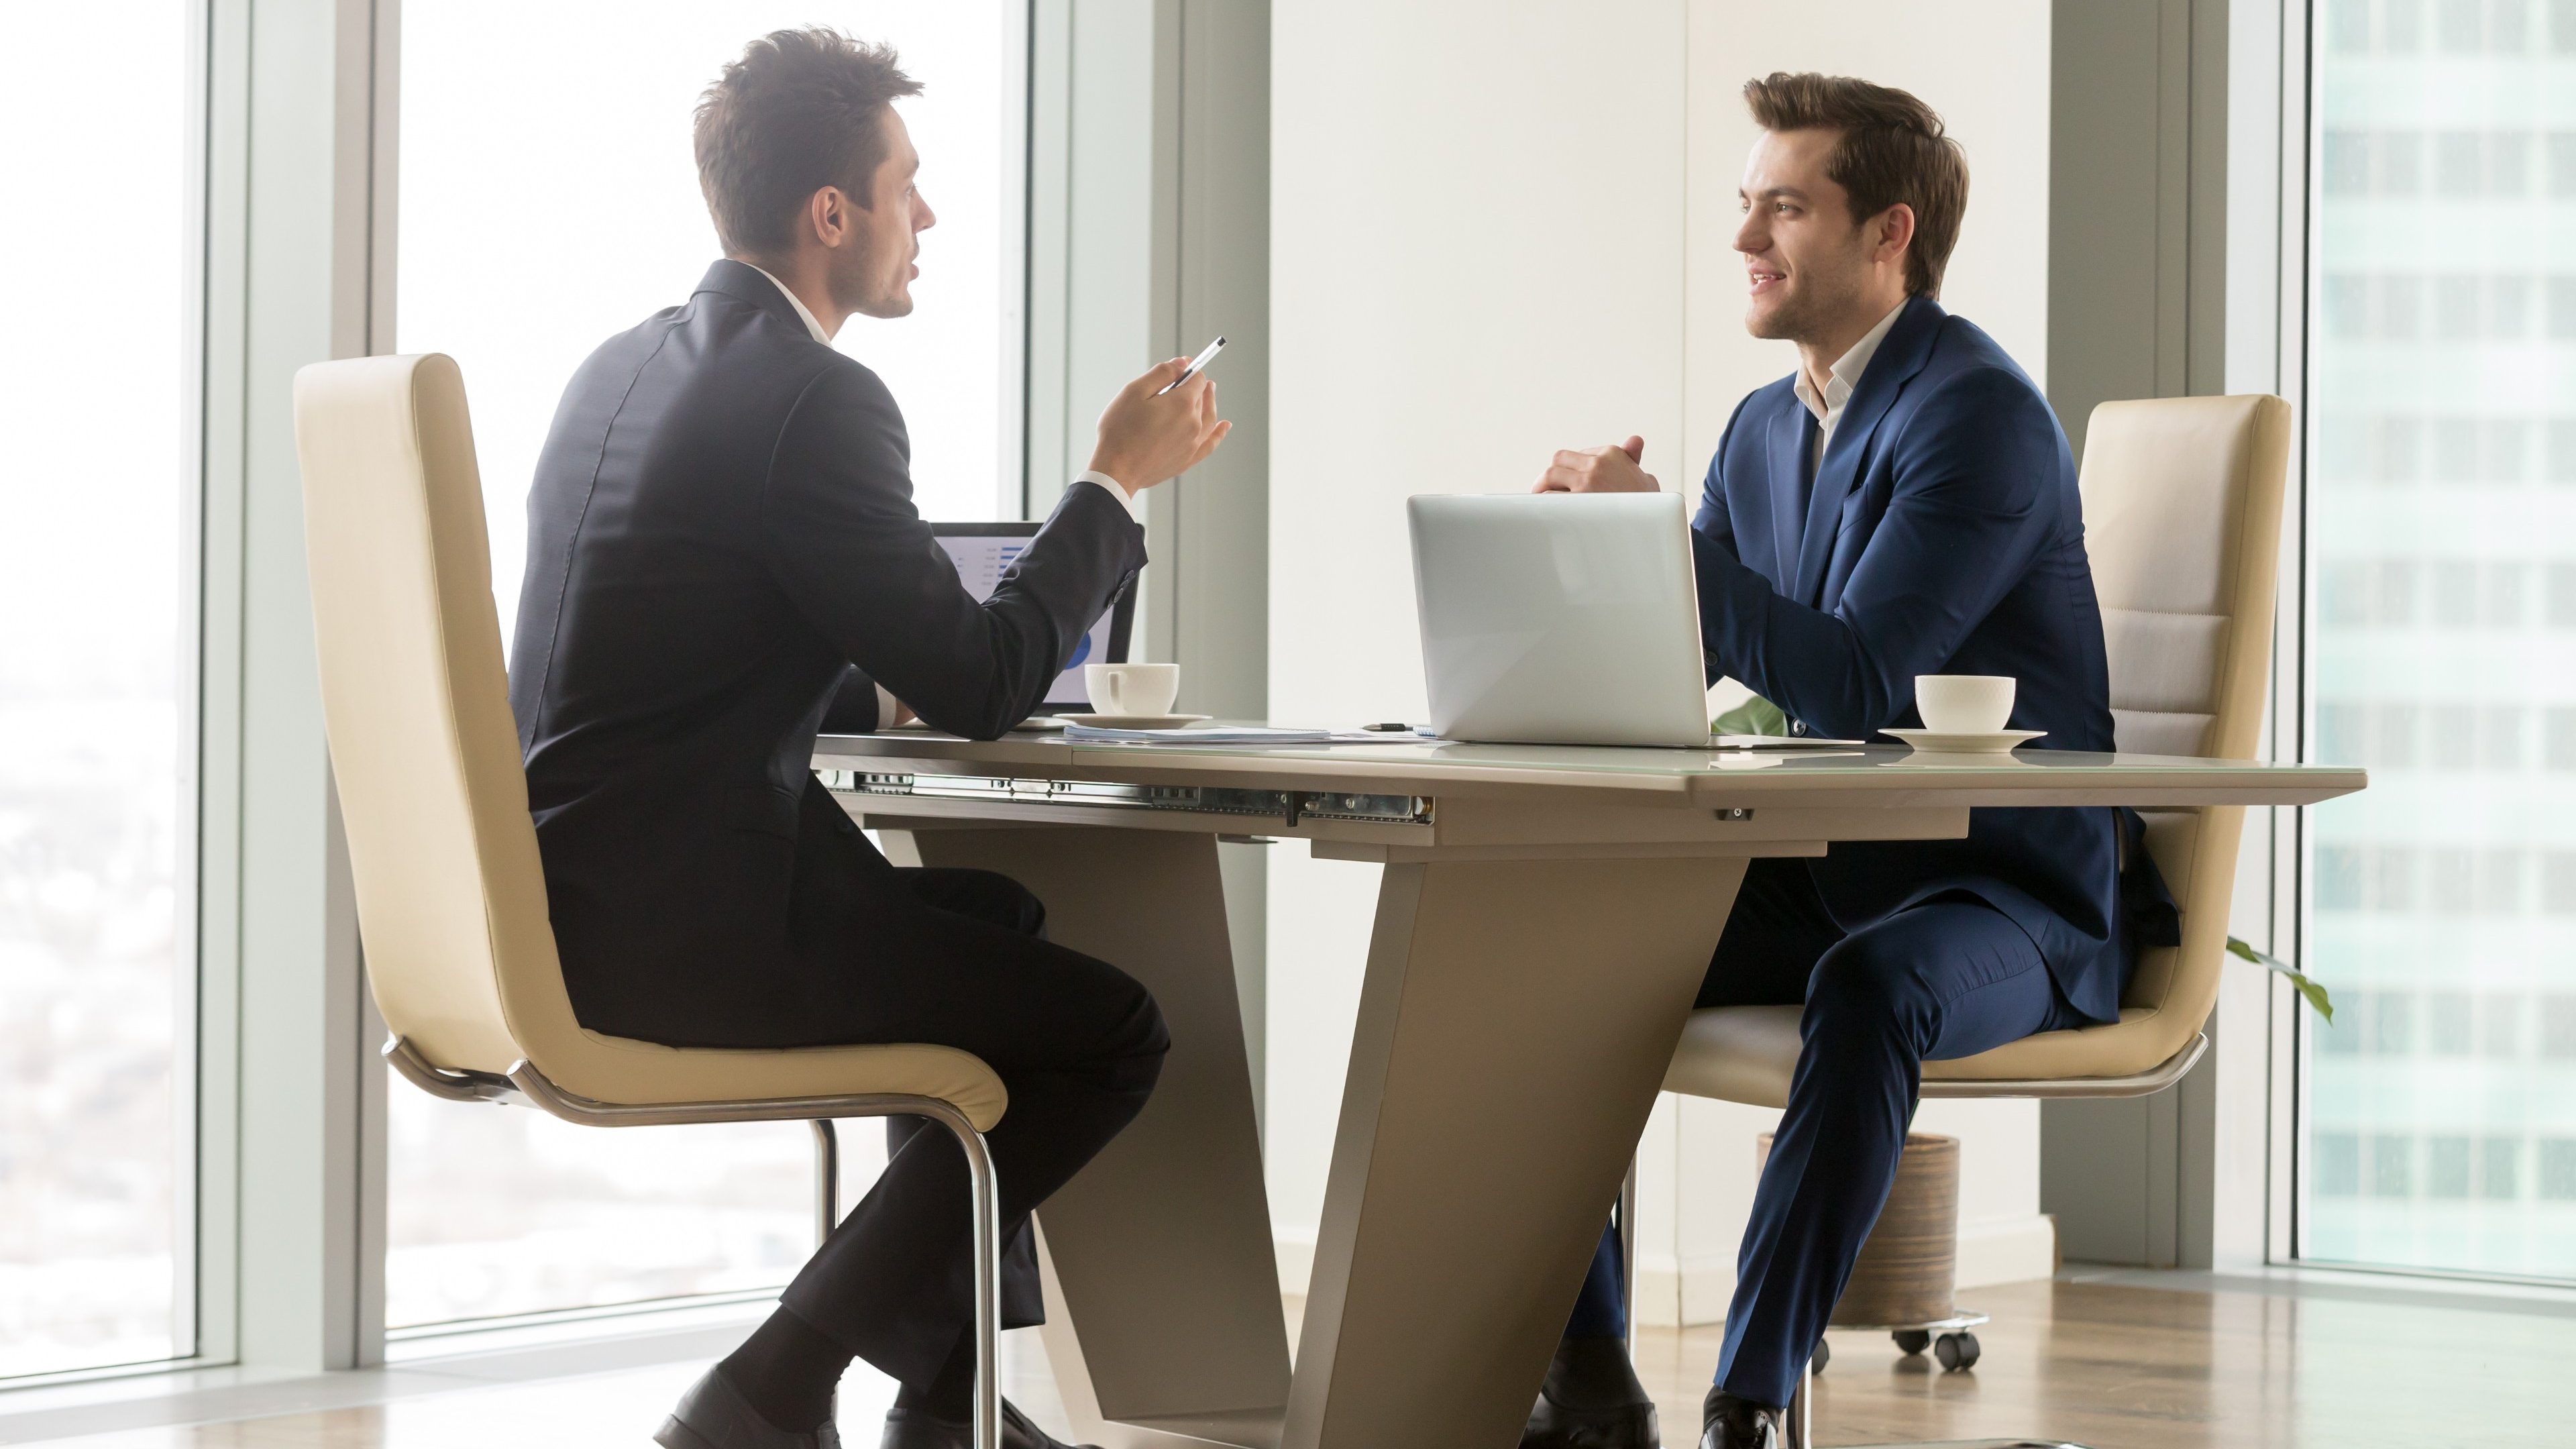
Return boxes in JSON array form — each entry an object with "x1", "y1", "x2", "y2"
[
  {"x1": 834, "y1": 816, "x2": 858, "y2": 837},
  {"x1": 1791, "y1": 720, "x2": 1807, "y2": 736}
]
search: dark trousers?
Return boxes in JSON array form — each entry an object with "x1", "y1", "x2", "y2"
[
  {"x1": 770, "y1": 861, "x2": 1169, "y2": 1392},
  {"x1": 1563, "y1": 859, "x2": 2090, "y2": 1407}
]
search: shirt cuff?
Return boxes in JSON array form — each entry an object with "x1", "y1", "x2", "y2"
[
  {"x1": 873, "y1": 682, "x2": 902, "y2": 730},
  {"x1": 1075, "y1": 469, "x2": 1144, "y2": 523}
]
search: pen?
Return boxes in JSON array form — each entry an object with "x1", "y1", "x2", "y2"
[{"x1": 1155, "y1": 335, "x2": 1227, "y2": 395}]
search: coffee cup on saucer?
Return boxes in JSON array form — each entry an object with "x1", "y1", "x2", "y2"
[
  {"x1": 1882, "y1": 675, "x2": 2041, "y2": 755},
  {"x1": 1085, "y1": 662, "x2": 1181, "y2": 718},
  {"x1": 1913, "y1": 674, "x2": 2016, "y2": 733}
]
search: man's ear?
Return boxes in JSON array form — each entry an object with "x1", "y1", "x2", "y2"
[
  {"x1": 809, "y1": 186, "x2": 851, "y2": 250},
  {"x1": 1873, "y1": 203, "x2": 1917, "y2": 270}
]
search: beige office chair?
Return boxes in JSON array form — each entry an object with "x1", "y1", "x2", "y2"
[
  {"x1": 1661, "y1": 394, "x2": 2294, "y2": 1449},
  {"x1": 294, "y1": 353, "x2": 1009, "y2": 1449}
]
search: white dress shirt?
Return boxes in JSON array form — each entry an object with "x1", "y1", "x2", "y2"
[
  {"x1": 745, "y1": 265, "x2": 1140, "y2": 725},
  {"x1": 1792, "y1": 299, "x2": 1908, "y2": 480}
]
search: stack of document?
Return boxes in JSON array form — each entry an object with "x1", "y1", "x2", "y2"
[{"x1": 1063, "y1": 724, "x2": 1363, "y2": 745}]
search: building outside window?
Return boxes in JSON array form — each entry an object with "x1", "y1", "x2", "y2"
[
  {"x1": 0, "y1": 2, "x2": 203, "y2": 1380},
  {"x1": 387, "y1": 0, "x2": 1023, "y2": 1332},
  {"x1": 2304, "y1": 0, "x2": 2576, "y2": 1278}
]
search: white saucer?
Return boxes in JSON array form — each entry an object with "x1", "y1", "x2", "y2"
[
  {"x1": 1061, "y1": 712, "x2": 1213, "y2": 730},
  {"x1": 1881, "y1": 727, "x2": 2045, "y2": 754}
]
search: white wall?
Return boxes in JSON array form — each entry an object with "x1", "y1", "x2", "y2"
[
  {"x1": 1266, "y1": 0, "x2": 1689, "y2": 1283},
  {"x1": 1268, "y1": 0, "x2": 2055, "y2": 1323}
]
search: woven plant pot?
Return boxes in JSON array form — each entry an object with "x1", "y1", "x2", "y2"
[{"x1": 1756, "y1": 1130, "x2": 1959, "y2": 1327}]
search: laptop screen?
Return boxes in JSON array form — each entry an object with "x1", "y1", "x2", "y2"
[{"x1": 930, "y1": 522, "x2": 1134, "y2": 710}]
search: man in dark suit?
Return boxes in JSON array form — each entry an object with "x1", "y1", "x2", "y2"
[
  {"x1": 1525, "y1": 74, "x2": 2168, "y2": 1449},
  {"x1": 506, "y1": 29, "x2": 1229, "y2": 1449}
]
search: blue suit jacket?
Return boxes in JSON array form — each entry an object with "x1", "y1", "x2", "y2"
[{"x1": 1690, "y1": 295, "x2": 2155, "y2": 1024}]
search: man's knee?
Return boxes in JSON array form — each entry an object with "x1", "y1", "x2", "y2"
[
  {"x1": 969, "y1": 871, "x2": 1047, "y2": 938},
  {"x1": 1802, "y1": 933, "x2": 1937, "y2": 1046},
  {"x1": 1128, "y1": 974, "x2": 1169, "y2": 1077},
  {"x1": 1083, "y1": 959, "x2": 1170, "y2": 1096},
  {"x1": 910, "y1": 867, "x2": 1048, "y2": 937},
  {"x1": 1124, "y1": 975, "x2": 1171, "y2": 1067}
]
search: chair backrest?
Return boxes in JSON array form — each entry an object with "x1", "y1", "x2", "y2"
[
  {"x1": 294, "y1": 354, "x2": 583, "y2": 1078},
  {"x1": 2077, "y1": 395, "x2": 2292, "y2": 1024}
]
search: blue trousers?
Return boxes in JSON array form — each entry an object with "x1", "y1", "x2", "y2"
[{"x1": 1562, "y1": 859, "x2": 2094, "y2": 1407}]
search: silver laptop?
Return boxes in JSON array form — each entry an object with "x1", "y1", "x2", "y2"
[{"x1": 1408, "y1": 492, "x2": 1713, "y2": 747}]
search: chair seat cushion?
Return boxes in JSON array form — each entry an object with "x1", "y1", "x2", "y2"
[
  {"x1": 1662, "y1": 1004, "x2": 2169, "y2": 1109},
  {"x1": 533, "y1": 1030, "x2": 1010, "y2": 1131}
]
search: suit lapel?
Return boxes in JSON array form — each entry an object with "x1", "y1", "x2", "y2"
[
  {"x1": 1764, "y1": 403, "x2": 1812, "y2": 590},
  {"x1": 1790, "y1": 295, "x2": 1946, "y2": 604}
]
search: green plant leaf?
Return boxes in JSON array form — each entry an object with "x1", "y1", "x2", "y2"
[
  {"x1": 1712, "y1": 692, "x2": 1790, "y2": 738},
  {"x1": 2227, "y1": 936, "x2": 2332, "y2": 1024}
]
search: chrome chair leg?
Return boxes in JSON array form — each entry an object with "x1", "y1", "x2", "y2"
[
  {"x1": 1788, "y1": 1352, "x2": 1813, "y2": 1449},
  {"x1": 918, "y1": 1102, "x2": 1002, "y2": 1449},
  {"x1": 474, "y1": 1054, "x2": 1005, "y2": 1449},
  {"x1": 1618, "y1": 1158, "x2": 1639, "y2": 1352},
  {"x1": 811, "y1": 1118, "x2": 841, "y2": 1248}
]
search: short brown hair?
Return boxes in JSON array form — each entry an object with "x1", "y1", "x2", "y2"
[
  {"x1": 1742, "y1": 72, "x2": 1968, "y2": 297},
  {"x1": 694, "y1": 28, "x2": 922, "y2": 257}
]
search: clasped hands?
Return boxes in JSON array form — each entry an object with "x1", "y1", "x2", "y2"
[{"x1": 1531, "y1": 433, "x2": 1660, "y2": 494}]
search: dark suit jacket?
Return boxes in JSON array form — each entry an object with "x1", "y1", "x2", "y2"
[
  {"x1": 1690, "y1": 294, "x2": 2158, "y2": 1023},
  {"x1": 508, "y1": 260, "x2": 1145, "y2": 1042}
]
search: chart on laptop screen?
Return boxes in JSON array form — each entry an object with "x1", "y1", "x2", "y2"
[{"x1": 933, "y1": 531, "x2": 1123, "y2": 706}]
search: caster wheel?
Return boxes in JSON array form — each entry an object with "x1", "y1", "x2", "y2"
[
  {"x1": 1892, "y1": 1329, "x2": 1931, "y2": 1356},
  {"x1": 1935, "y1": 1330, "x2": 1980, "y2": 1372},
  {"x1": 1810, "y1": 1337, "x2": 1831, "y2": 1375}
]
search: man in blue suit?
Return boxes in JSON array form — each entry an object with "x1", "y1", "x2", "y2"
[{"x1": 1522, "y1": 74, "x2": 2167, "y2": 1449}]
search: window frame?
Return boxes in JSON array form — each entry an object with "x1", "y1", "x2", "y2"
[
  {"x1": 2275, "y1": 0, "x2": 2576, "y2": 1287},
  {"x1": 0, "y1": 0, "x2": 229, "y2": 1393}
]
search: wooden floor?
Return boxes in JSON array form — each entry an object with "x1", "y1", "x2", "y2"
[{"x1": 19, "y1": 1274, "x2": 2576, "y2": 1448}]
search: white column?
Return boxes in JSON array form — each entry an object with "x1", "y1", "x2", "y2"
[{"x1": 213, "y1": 0, "x2": 388, "y2": 1372}]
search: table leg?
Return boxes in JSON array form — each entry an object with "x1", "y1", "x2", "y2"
[
  {"x1": 900, "y1": 826, "x2": 1291, "y2": 1448},
  {"x1": 1285, "y1": 855, "x2": 1748, "y2": 1449}
]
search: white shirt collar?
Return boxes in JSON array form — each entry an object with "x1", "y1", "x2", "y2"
[
  {"x1": 1792, "y1": 298, "x2": 1909, "y2": 433},
  {"x1": 747, "y1": 263, "x2": 833, "y2": 344}
]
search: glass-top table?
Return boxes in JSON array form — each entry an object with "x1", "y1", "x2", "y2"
[
  {"x1": 815, "y1": 728, "x2": 2364, "y2": 810},
  {"x1": 806, "y1": 725, "x2": 2361, "y2": 1449}
]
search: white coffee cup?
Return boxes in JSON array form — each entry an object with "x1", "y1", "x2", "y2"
[
  {"x1": 1915, "y1": 674, "x2": 2016, "y2": 734},
  {"x1": 1085, "y1": 661, "x2": 1181, "y2": 717}
]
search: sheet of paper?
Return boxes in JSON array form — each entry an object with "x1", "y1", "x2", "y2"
[
  {"x1": 1064, "y1": 724, "x2": 1341, "y2": 744},
  {"x1": 1713, "y1": 733, "x2": 1868, "y2": 749},
  {"x1": 1062, "y1": 725, "x2": 1415, "y2": 745}
]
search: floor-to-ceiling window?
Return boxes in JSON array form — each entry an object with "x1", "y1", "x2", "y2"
[
  {"x1": 0, "y1": 3, "x2": 204, "y2": 1378},
  {"x1": 385, "y1": 0, "x2": 1025, "y2": 1332},
  {"x1": 2303, "y1": 0, "x2": 2576, "y2": 1279}
]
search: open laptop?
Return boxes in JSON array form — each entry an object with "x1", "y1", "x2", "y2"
[
  {"x1": 1407, "y1": 492, "x2": 1714, "y2": 747},
  {"x1": 931, "y1": 521, "x2": 1136, "y2": 714}
]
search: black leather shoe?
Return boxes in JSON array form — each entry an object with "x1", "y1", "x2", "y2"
[
  {"x1": 1523, "y1": 1393, "x2": 1658, "y2": 1449},
  {"x1": 655, "y1": 1366, "x2": 843, "y2": 1449},
  {"x1": 1521, "y1": 1336, "x2": 1660, "y2": 1449},
  {"x1": 878, "y1": 1399, "x2": 1098, "y2": 1449},
  {"x1": 1697, "y1": 1387, "x2": 1782, "y2": 1449}
]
